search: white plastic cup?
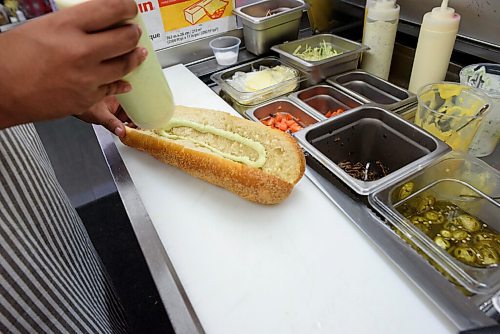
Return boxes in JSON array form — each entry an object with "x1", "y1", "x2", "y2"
[
  {"x1": 460, "y1": 63, "x2": 500, "y2": 157},
  {"x1": 209, "y1": 36, "x2": 241, "y2": 66}
]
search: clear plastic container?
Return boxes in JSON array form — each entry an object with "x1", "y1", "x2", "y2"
[
  {"x1": 370, "y1": 152, "x2": 500, "y2": 294},
  {"x1": 459, "y1": 63, "x2": 500, "y2": 157},
  {"x1": 209, "y1": 36, "x2": 241, "y2": 66},
  {"x1": 415, "y1": 82, "x2": 490, "y2": 151},
  {"x1": 211, "y1": 57, "x2": 309, "y2": 113}
]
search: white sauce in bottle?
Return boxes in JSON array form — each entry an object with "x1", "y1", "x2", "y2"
[{"x1": 361, "y1": 0, "x2": 400, "y2": 80}]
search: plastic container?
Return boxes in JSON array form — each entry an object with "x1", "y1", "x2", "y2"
[
  {"x1": 209, "y1": 36, "x2": 241, "y2": 66},
  {"x1": 408, "y1": 0, "x2": 461, "y2": 93},
  {"x1": 370, "y1": 152, "x2": 500, "y2": 294},
  {"x1": 415, "y1": 82, "x2": 490, "y2": 151},
  {"x1": 271, "y1": 34, "x2": 368, "y2": 83},
  {"x1": 211, "y1": 57, "x2": 308, "y2": 114},
  {"x1": 233, "y1": 0, "x2": 305, "y2": 55},
  {"x1": 55, "y1": 0, "x2": 175, "y2": 130},
  {"x1": 294, "y1": 106, "x2": 450, "y2": 195},
  {"x1": 360, "y1": 0, "x2": 400, "y2": 80},
  {"x1": 459, "y1": 63, "x2": 500, "y2": 157}
]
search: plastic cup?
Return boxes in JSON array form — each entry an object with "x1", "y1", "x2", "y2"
[
  {"x1": 209, "y1": 36, "x2": 241, "y2": 66},
  {"x1": 459, "y1": 63, "x2": 500, "y2": 157},
  {"x1": 415, "y1": 82, "x2": 490, "y2": 151}
]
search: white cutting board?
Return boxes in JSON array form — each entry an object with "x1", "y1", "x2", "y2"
[{"x1": 114, "y1": 64, "x2": 456, "y2": 334}]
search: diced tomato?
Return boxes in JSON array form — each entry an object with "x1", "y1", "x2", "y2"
[
  {"x1": 275, "y1": 112, "x2": 284, "y2": 122},
  {"x1": 278, "y1": 122, "x2": 288, "y2": 131},
  {"x1": 289, "y1": 124, "x2": 302, "y2": 133}
]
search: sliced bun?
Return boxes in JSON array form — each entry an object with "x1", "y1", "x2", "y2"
[{"x1": 120, "y1": 105, "x2": 305, "y2": 204}]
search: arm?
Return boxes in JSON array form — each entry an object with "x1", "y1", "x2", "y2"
[{"x1": 0, "y1": 0, "x2": 146, "y2": 129}]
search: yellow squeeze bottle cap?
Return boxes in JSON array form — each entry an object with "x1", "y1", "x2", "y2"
[{"x1": 423, "y1": 0, "x2": 460, "y2": 32}]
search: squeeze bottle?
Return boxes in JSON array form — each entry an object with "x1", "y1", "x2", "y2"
[
  {"x1": 55, "y1": 0, "x2": 175, "y2": 129},
  {"x1": 408, "y1": 0, "x2": 460, "y2": 93},
  {"x1": 361, "y1": 0, "x2": 400, "y2": 80}
]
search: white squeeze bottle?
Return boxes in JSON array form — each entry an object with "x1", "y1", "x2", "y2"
[
  {"x1": 361, "y1": 0, "x2": 400, "y2": 80},
  {"x1": 55, "y1": 0, "x2": 175, "y2": 129},
  {"x1": 408, "y1": 0, "x2": 460, "y2": 93}
]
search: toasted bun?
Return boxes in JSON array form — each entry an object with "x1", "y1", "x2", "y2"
[{"x1": 120, "y1": 105, "x2": 305, "y2": 204}]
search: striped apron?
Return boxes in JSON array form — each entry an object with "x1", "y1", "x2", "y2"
[{"x1": 0, "y1": 124, "x2": 128, "y2": 333}]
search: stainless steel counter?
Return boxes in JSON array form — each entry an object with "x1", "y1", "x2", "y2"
[{"x1": 93, "y1": 125, "x2": 205, "y2": 334}]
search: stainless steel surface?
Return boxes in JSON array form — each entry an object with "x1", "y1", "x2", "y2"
[
  {"x1": 327, "y1": 70, "x2": 417, "y2": 111},
  {"x1": 234, "y1": 0, "x2": 305, "y2": 55},
  {"x1": 245, "y1": 97, "x2": 321, "y2": 127},
  {"x1": 271, "y1": 34, "x2": 368, "y2": 82},
  {"x1": 289, "y1": 84, "x2": 363, "y2": 118},
  {"x1": 93, "y1": 126, "x2": 205, "y2": 334},
  {"x1": 295, "y1": 106, "x2": 451, "y2": 195},
  {"x1": 304, "y1": 156, "x2": 498, "y2": 331}
]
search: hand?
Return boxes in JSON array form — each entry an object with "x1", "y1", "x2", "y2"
[
  {"x1": 77, "y1": 95, "x2": 132, "y2": 138},
  {"x1": 0, "y1": 0, "x2": 147, "y2": 129}
]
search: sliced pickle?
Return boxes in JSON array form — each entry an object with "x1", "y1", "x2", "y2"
[
  {"x1": 456, "y1": 214, "x2": 481, "y2": 232},
  {"x1": 477, "y1": 247, "x2": 499, "y2": 266},
  {"x1": 416, "y1": 195, "x2": 436, "y2": 212},
  {"x1": 398, "y1": 182, "x2": 414, "y2": 201},
  {"x1": 452, "y1": 230, "x2": 469, "y2": 241},
  {"x1": 435, "y1": 236, "x2": 451, "y2": 250},
  {"x1": 453, "y1": 247, "x2": 478, "y2": 265},
  {"x1": 440, "y1": 230, "x2": 452, "y2": 238},
  {"x1": 424, "y1": 210, "x2": 444, "y2": 224}
]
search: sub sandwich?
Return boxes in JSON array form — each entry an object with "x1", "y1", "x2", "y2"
[{"x1": 121, "y1": 106, "x2": 306, "y2": 204}]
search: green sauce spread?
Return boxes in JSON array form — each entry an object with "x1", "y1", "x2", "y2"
[{"x1": 156, "y1": 118, "x2": 267, "y2": 168}]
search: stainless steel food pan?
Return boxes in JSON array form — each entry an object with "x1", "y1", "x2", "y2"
[
  {"x1": 234, "y1": 0, "x2": 305, "y2": 55},
  {"x1": 327, "y1": 70, "x2": 416, "y2": 111},
  {"x1": 246, "y1": 98, "x2": 320, "y2": 129},
  {"x1": 271, "y1": 34, "x2": 368, "y2": 83},
  {"x1": 289, "y1": 85, "x2": 363, "y2": 119},
  {"x1": 294, "y1": 106, "x2": 450, "y2": 195}
]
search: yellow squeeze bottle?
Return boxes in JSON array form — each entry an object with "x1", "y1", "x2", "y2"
[
  {"x1": 55, "y1": 0, "x2": 175, "y2": 129},
  {"x1": 408, "y1": 0, "x2": 460, "y2": 93}
]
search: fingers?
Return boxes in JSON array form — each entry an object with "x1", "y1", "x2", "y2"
[
  {"x1": 72, "y1": 0, "x2": 138, "y2": 33},
  {"x1": 97, "y1": 80, "x2": 131, "y2": 99},
  {"x1": 99, "y1": 110, "x2": 126, "y2": 137},
  {"x1": 99, "y1": 47, "x2": 148, "y2": 84},
  {"x1": 90, "y1": 23, "x2": 142, "y2": 61}
]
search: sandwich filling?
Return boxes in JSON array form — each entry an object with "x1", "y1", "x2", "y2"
[{"x1": 156, "y1": 118, "x2": 267, "y2": 168}]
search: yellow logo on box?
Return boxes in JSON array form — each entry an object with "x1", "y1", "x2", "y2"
[{"x1": 158, "y1": 0, "x2": 233, "y2": 32}]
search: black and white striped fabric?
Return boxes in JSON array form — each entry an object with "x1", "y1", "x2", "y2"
[{"x1": 0, "y1": 124, "x2": 128, "y2": 333}]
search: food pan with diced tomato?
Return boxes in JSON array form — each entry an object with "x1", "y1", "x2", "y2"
[{"x1": 245, "y1": 98, "x2": 321, "y2": 135}]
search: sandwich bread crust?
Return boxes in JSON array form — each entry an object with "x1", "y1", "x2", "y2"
[{"x1": 120, "y1": 106, "x2": 306, "y2": 204}]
